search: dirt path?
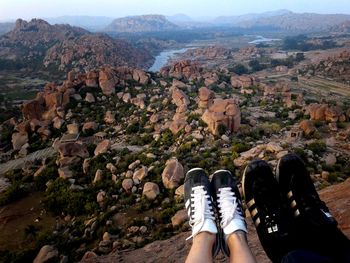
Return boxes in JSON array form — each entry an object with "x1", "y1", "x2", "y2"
[{"x1": 0, "y1": 147, "x2": 56, "y2": 175}]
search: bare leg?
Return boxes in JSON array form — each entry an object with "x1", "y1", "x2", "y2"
[
  {"x1": 228, "y1": 230, "x2": 257, "y2": 263},
  {"x1": 186, "y1": 232, "x2": 216, "y2": 263}
]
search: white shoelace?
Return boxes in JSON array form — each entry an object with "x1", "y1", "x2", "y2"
[
  {"x1": 217, "y1": 187, "x2": 239, "y2": 228},
  {"x1": 186, "y1": 186, "x2": 215, "y2": 240}
]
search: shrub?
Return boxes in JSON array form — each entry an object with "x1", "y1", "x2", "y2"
[
  {"x1": 307, "y1": 140, "x2": 327, "y2": 156},
  {"x1": 0, "y1": 181, "x2": 28, "y2": 206}
]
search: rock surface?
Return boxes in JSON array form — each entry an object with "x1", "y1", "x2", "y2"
[{"x1": 81, "y1": 179, "x2": 350, "y2": 263}]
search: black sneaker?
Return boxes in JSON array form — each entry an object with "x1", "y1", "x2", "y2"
[
  {"x1": 242, "y1": 160, "x2": 291, "y2": 263},
  {"x1": 184, "y1": 168, "x2": 220, "y2": 257},
  {"x1": 211, "y1": 170, "x2": 247, "y2": 257},
  {"x1": 276, "y1": 153, "x2": 337, "y2": 227}
]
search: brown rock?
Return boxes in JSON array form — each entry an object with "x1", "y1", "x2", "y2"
[
  {"x1": 169, "y1": 119, "x2": 188, "y2": 135},
  {"x1": 85, "y1": 93, "x2": 95, "y2": 103},
  {"x1": 162, "y1": 158, "x2": 184, "y2": 189},
  {"x1": 33, "y1": 245, "x2": 58, "y2": 263},
  {"x1": 142, "y1": 182, "x2": 160, "y2": 200},
  {"x1": 133, "y1": 166, "x2": 148, "y2": 181},
  {"x1": 99, "y1": 68, "x2": 117, "y2": 96},
  {"x1": 299, "y1": 120, "x2": 316, "y2": 136},
  {"x1": 67, "y1": 123, "x2": 79, "y2": 134},
  {"x1": 11, "y1": 132, "x2": 28, "y2": 151},
  {"x1": 171, "y1": 209, "x2": 188, "y2": 227},
  {"x1": 122, "y1": 179, "x2": 133, "y2": 192},
  {"x1": 172, "y1": 88, "x2": 189, "y2": 107},
  {"x1": 58, "y1": 142, "x2": 89, "y2": 158},
  {"x1": 104, "y1": 111, "x2": 116, "y2": 124},
  {"x1": 201, "y1": 99, "x2": 241, "y2": 135},
  {"x1": 86, "y1": 71, "x2": 99, "y2": 87},
  {"x1": 132, "y1": 69, "x2": 149, "y2": 85},
  {"x1": 83, "y1": 122, "x2": 98, "y2": 132},
  {"x1": 94, "y1": 139, "x2": 111, "y2": 156},
  {"x1": 58, "y1": 167, "x2": 73, "y2": 179},
  {"x1": 198, "y1": 87, "x2": 214, "y2": 109}
]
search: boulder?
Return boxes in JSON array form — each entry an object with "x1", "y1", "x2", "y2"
[
  {"x1": 172, "y1": 88, "x2": 189, "y2": 107},
  {"x1": 85, "y1": 93, "x2": 95, "y2": 103},
  {"x1": 86, "y1": 71, "x2": 99, "y2": 87},
  {"x1": 94, "y1": 139, "x2": 111, "y2": 156},
  {"x1": 67, "y1": 123, "x2": 79, "y2": 134},
  {"x1": 133, "y1": 69, "x2": 149, "y2": 85},
  {"x1": 202, "y1": 99, "x2": 241, "y2": 135},
  {"x1": 104, "y1": 111, "x2": 116, "y2": 124},
  {"x1": 198, "y1": 87, "x2": 214, "y2": 109},
  {"x1": 93, "y1": 169, "x2": 103, "y2": 183},
  {"x1": 162, "y1": 158, "x2": 184, "y2": 189},
  {"x1": 97, "y1": 191, "x2": 106, "y2": 203},
  {"x1": 122, "y1": 179, "x2": 134, "y2": 192},
  {"x1": 58, "y1": 142, "x2": 89, "y2": 158},
  {"x1": 299, "y1": 120, "x2": 316, "y2": 136},
  {"x1": 142, "y1": 182, "x2": 160, "y2": 200},
  {"x1": 169, "y1": 119, "x2": 188, "y2": 135},
  {"x1": 133, "y1": 166, "x2": 148, "y2": 181},
  {"x1": 171, "y1": 209, "x2": 188, "y2": 227},
  {"x1": 11, "y1": 132, "x2": 28, "y2": 151},
  {"x1": 99, "y1": 68, "x2": 117, "y2": 96},
  {"x1": 58, "y1": 167, "x2": 73, "y2": 179},
  {"x1": 82, "y1": 121, "x2": 98, "y2": 132},
  {"x1": 33, "y1": 245, "x2": 58, "y2": 263},
  {"x1": 53, "y1": 117, "x2": 64, "y2": 130}
]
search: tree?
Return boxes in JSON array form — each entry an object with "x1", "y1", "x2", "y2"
[{"x1": 231, "y1": 64, "x2": 248, "y2": 75}]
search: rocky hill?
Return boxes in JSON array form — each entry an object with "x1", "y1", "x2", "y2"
[
  {"x1": 233, "y1": 12, "x2": 350, "y2": 32},
  {"x1": 105, "y1": 15, "x2": 179, "y2": 33},
  {"x1": 0, "y1": 57, "x2": 350, "y2": 262},
  {"x1": 0, "y1": 19, "x2": 153, "y2": 72},
  {"x1": 300, "y1": 50, "x2": 350, "y2": 82},
  {"x1": 0, "y1": 22, "x2": 15, "y2": 36},
  {"x1": 332, "y1": 20, "x2": 350, "y2": 33}
]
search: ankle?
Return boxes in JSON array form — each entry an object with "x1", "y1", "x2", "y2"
[{"x1": 227, "y1": 230, "x2": 248, "y2": 247}]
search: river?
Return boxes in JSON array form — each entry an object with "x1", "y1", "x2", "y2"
[
  {"x1": 148, "y1": 47, "x2": 192, "y2": 72},
  {"x1": 148, "y1": 35, "x2": 281, "y2": 72}
]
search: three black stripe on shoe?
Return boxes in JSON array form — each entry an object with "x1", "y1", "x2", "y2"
[
  {"x1": 246, "y1": 198, "x2": 261, "y2": 227},
  {"x1": 287, "y1": 190, "x2": 300, "y2": 217}
]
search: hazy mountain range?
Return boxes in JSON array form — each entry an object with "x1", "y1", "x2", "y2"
[{"x1": 1, "y1": 10, "x2": 350, "y2": 34}]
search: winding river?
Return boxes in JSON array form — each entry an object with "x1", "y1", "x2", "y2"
[{"x1": 148, "y1": 48, "x2": 192, "y2": 72}]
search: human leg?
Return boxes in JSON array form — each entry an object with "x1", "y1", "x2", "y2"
[
  {"x1": 211, "y1": 170, "x2": 256, "y2": 263},
  {"x1": 227, "y1": 230, "x2": 256, "y2": 263},
  {"x1": 184, "y1": 168, "x2": 220, "y2": 263},
  {"x1": 186, "y1": 232, "x2": 216, "y2": 263}
]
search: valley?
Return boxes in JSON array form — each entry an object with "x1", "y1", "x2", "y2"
[{"x1": 0, "y1": 7, "x2": 350, "y2": 263}]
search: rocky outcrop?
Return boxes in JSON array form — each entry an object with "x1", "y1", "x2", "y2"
[
  {"x1": 0, "y1": 19, "x2": 152, "y2": 73},
  {"x1": 160, "y1": 60, "x2": 201, "y2": 80},
  {"x1": 305, "y1": 104, "x2": 345, "y2": 122},
  {"x1": 105, "y1": 15, "x2": 179, "y2": 33},
  {"x1": 198, "y1": 87, "x2": 215, "y2": 110},
  {"x1": 99, "y1": 68, "x2": 117, "y2": 96},
  {"x1": 162, "y1": 158, "x2": 184, "y2": 189},
  {"x1": 231, "y1": 75, "x2": 257, "y2": 88},
  {"x1": 202, "y1": 99, "x2": 241, "y2": 135},
  {"x1": 299, "y1": 120, "x2": 316, "y2": 136}
]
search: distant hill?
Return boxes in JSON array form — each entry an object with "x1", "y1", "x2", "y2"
[
  {"x1": 332, "y1": 20, "x2": 350, "y2": 33},
  {"x1": 105, "y1": 15, "x2": 179, "y2": 33},
  {"x1": 213, "y1": 9, "x2": 292, "y2": 25},
  {"x1": 225, "y1": 12, "x2": 350, "y2": 32},
  {"x1": 0, "y1": 22, "x2": 15, "y2": 36},
  {"x1": 0, "y1": 19, "x2": 153, "y2": 72},
  {"x1": 45, "y1": 16, "x2": 114, "y2": 31}
]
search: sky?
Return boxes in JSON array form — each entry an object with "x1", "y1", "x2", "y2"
[{"x1": 1, "y1": 0, "x2": 350, "y2": 21}]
